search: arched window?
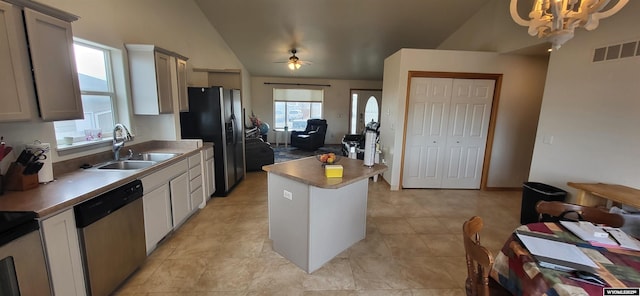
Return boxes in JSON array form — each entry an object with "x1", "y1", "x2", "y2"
[{"x1": 364, "y1": 96, "x2": 379, "y2": 123}]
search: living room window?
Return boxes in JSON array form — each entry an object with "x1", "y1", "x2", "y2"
[
  {"x1": 54, "y1": 41, "x2": 117, "y2": 149},
  {"x1": 273, "y1": 88, "x2": 323, "y2": 131}
]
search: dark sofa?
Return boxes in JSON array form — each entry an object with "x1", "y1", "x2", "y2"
[{"x1": 245, "y1": 137, "x2": 274, "y2": 171}]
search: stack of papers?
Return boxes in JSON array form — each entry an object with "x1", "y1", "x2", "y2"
[
  {"x1": 560, "y1": 221, "x2": 618, "y2": 245},
  {"x1": 516, "y1": 233, "x2": 599, "y2": 272},
  {"x1": 602, "y1": 227, "x2": 640, "y2": 251},
  {"x1": 560, "y1": 221, "x2": 640, "y2": 251}
]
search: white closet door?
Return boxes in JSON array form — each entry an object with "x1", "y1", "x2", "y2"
[
  {"x1": 441, "y1": 79, "x2": 495, "y2": 189},
  {"x1": 403, "y1": 78, "x2": 494, "y2": 189},
  {"x1": 403, "y1": 78, "x2": 452, "y2": 188}
]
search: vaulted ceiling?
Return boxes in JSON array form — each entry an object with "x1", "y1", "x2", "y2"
[{"x1": 194, "y1": 0, "x2": 503, "y2": 81}]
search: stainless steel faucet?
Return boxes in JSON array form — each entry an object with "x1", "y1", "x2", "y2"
[{"x1": 113, "y1": 123, "x2": 133, "y2": 160}]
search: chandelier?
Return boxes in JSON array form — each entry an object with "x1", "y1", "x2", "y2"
[{"x1": 510, "y1": 0, "x2": 629, "y2": 50}]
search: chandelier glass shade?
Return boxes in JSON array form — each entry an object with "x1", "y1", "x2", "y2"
[{"x1": 510, "y1": 0, "x2": 629, "y2": 50}]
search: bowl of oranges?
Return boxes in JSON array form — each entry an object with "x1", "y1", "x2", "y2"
[{"x1": 316, "y1": 152, "x2": 340, "y2": 165}]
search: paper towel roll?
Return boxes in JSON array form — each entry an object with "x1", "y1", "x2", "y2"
[
  {"x1": 26, "y1": 142, "x2": 53, "y2": 183},
  {"x1": 363, "y1": 131, "x2": 376, "y2": 167}
]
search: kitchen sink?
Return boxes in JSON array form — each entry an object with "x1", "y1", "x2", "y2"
[
  {"x1": 130, "y1": 152, "x2": 181, "y2": 162},
  {"x1": 96, "y1": 160, "x2": 157, "y2": 170}
]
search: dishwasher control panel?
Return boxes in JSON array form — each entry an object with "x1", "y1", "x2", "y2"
[{"x1": 74, "y1": 179, "x2": 143, "y2": 228}]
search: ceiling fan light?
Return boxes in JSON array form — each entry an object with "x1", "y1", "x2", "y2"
[{"x1": 285, "y1": 49, "x2": 303, "y2": 70}]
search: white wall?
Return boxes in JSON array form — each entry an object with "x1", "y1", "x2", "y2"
[
  {"x1": 438, "y1": 0, "x2": 544, "y2": 53},
  {"x1": 0, "y1": 0, "x2": 247, "y2": 162},
  {"x1": 250, "y1": 76, "x2": 382, "y2": 144},
  {"x1": 381, "y1": 49, "x2": 548, "y2": 190},
  {"x1": 528, "y1": 1, "x2": 640, "y2": 199}
]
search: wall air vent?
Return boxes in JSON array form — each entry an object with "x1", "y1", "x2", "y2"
[{"x1": 593, "y1": 40, "x2": 640, "y2": 62}]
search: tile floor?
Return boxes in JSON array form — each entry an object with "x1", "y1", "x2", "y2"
[{"x1": 115, "y1": 171, "x2": 522, "y2": 296}]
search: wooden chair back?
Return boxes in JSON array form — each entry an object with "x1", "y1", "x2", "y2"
[
  {"x1": 535, "y1": 201, "x2": 625, "y2": 227},
  {"x1": 463, "y1": 216, "x2": 495, "y2": 296}
]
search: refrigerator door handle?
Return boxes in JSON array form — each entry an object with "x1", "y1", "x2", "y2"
[{"x1": 230, "y1": 117, "x2": 236, "y2": 144}]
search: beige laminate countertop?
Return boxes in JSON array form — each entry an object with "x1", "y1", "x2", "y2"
[
  {"x1": 262, "y1": 156, "x2": 387, "y2": 189},
  {"x1": 0, "y1": 141, "x2": 209, "y2": 218}
]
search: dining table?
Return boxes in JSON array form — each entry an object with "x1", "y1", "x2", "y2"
[{"x1": 491, "y1": 222, "x2": 640, "y2": 295}]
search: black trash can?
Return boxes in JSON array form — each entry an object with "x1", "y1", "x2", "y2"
[{"x1": 520, "y1": 182, "x2": 567, "y2": 224}]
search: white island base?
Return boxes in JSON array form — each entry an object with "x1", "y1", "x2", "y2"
[{"x1": 268, "y1": 172, "x2": 368, "y2": 273}]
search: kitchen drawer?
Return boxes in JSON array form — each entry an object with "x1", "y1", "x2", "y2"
[
  {"x1": 190, "y1": 174, "x2": 202, "y2": 192},
  {"x1": 189, "y1": 164, "x2": 201, "y2": 180},
  {"x1": 188, "y1": 154, "x2": 201, "y2": 167},
  {"x1": 203, "y1": 147, "x2": 214, "y2": 160},
  {"x1": 190, "y1": 186, "x2": 203, "y2": 210},
  {"x1": 141, "y1": 159, "x2": 188, "y2": 193}
]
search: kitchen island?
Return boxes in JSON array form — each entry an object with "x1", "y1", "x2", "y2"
[{"x1": 262, "y1": 156, "x2": 387, "y2": 273}]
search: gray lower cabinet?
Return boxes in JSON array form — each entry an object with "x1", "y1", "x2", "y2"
[
  {"x1": 141, "y1": 158, "x2": 188, "y2": 254},
  {"x1": 203, "y1": 147, "x2": 215, "y2": 200},
  {"x1": 142, "y1": 183, "x2": 172, "y2": 254},
  {"x1": 41, "y1": 208, "x2": 87, "y2": 296},
  {"x1": 170, "y1": 171, "x2": 190, "y2": 228}
]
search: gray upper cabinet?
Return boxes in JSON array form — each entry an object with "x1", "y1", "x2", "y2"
[
  {"x1": 0, "y1": 0, "x2": 81, "y2": 122},
  {"x1": 126, "y1": 44, "x2": 176, "y2": 115},
  {"x1": 176, "y1": 56, "x2": 189, "y2": 112},
  {"x1": 24, "y1": 8, "x2": 83, "y2": 121},
  {"x1": 0, "y1": 1, "x2": 34, "y2": 122}
]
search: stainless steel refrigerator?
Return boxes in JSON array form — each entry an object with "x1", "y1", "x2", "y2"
[{"x1": 180, "y1": 86, "x2": 244, "y2": 196}]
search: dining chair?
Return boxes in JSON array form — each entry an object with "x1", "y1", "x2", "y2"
[
  {"x1": 463, "y1": 216, "x2": 512, "y2": 296},
  {"x1": 535, "y1": 201, "x2": 625, "y2": 227}
]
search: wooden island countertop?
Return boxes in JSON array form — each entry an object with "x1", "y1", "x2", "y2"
[
  {"x1": 568, "y1": 182, "x2": 640, "y2": 208},
  {"x1": 262, "y1": 156, "x2": 387, "y2": 189}
]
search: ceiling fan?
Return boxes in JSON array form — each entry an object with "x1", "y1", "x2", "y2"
[{"x1": 276, "y1": 49, "x2": 311, "y2": 70}]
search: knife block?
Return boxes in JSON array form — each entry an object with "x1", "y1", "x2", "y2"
[{"x1": 4, "y1": 162, "x2": 38, "y2": 191}]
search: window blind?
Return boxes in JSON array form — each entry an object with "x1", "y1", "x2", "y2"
[{"x1": 273, "y1": 89, "x2": 324, "y2": 102}]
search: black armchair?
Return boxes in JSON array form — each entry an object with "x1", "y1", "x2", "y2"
[{"x1": 290, "y1": 119, "x2": 328, "y2": 151}]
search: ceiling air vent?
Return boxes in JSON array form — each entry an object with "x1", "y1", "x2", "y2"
[{"x1": 593, "y1": 41, "x2": 639, "y2": 62}]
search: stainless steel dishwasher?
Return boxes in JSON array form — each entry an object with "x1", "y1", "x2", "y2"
[{"x1": 74, "y1": 179, "x2": 145, "y2": 296}]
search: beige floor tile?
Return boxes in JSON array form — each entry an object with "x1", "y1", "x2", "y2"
[
  {"x1": 142, "y1": 258, "x2": 208, "y2": 293},
  {"x1": 382, "y1": 234, "x2": 433, "y2": 258},
  {"x1": 217, "y1": 232, "x2": 266, "y2": 258},
  {"x1": 372, "y1": 217, "x2": 416, "y2": 234},
  {"x1": 193, "y1": 257, "x2": 265, "y2": 292},
  {"x1": 166, "y1": 233, "x2": 225, "y2": 260},
  {"x1": 348, "y1": 232, "x2": 393, "y2": 258},
  {"x1": 247, "y1": 257, "x2": 307, "y2": 294},
  {"x1": 146, "y1": 292, "x2": 246, "y2": 296},
  {"x1": 115, "y1": 171, "x2": 521, "y2": 295},
  {"x1": 410, "y1": 288, "x2": 466, "y2": 296},
  {"x1": 394, "y1": 256, "x2": 460, "y2": 289},
  {"x1": 302, "y1": 257, "x2": 356, "y2": 290},
  {"x1": 303, "y1": 291, "x2": 358, "y2": 296},
  {"x1": 419, "y1": 234, "x2": 465, "y2": 257},
  {"x1": 438, "y1": 256, "x2": 468, "y2": 289},
  {"x1": 405, "y1": 217, "x2": 451, "y2": 234},
  {"x1": 349, "y1": 256, "x2": 414, "y2": 289}
]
